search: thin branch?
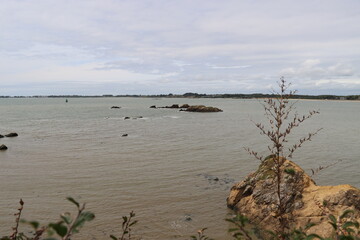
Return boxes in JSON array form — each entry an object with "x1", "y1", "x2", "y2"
[{"x1": 10, "y1": 199, "x2": 24, "y2": 240}]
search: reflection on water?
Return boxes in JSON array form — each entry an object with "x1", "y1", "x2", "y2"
[{"x1": 0, "y1": 98, "x2": 359, "y2": 239}]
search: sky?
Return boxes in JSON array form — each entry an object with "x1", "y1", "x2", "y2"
[{"x1": 1, "y1": 0, "x2": 360, "y2": 96}]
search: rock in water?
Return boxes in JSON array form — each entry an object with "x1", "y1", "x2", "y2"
[
  {"x1": 0, "y1": 144, "x2": 8, "y2": 150},
  {"x1": 227, "y1": 156, "x2": 360, "y2": 237},
  {"x1": 185, "y1": 105, "x2": 222, "y2": 112},
  {"x1": 5, "y1": 133, "x2": 18, "y2": 137},
  {"x1": 180, "y1": 104, "x2": 190, "y2": 108},
  {"x1": 0, "y1": 134, "x2": 4, "y2": 138}
]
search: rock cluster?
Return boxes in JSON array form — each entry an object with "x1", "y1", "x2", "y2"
[
  {"x1": 153, "y1": 104, "x2": 223, "y2": 112},
  {"x1": 184, "y1": 105, "x2": 222, "y2": 112},
  {"x1": 0, "y1": 132, "x2": 19, "y2": 151},
  {"x1": 227, "y1": 156, "x2": 360, "y2": 237}
]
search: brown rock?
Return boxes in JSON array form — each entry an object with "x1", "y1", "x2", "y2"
[
  {"x1": 185, "y1": 105, "x2": 222, "y2": 112},
  {"x1": 180, "y1": 104, "x2": 190, "y2": 108},
  {"x1": 0, "y1": 144, "x2": 8, "y2": 150},
  {"x1": 227, "y1": 156, "x2": 360, "y2": 237},
  {"x1": 5, "y1": 133, "x2": 18, "y2": 137}
]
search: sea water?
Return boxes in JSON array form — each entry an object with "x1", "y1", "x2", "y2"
[{"x1": 0, "y1": 98, "x2": 359, "y2": 239}]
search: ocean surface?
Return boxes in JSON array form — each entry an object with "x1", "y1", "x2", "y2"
[{"x1": 0, "y1": 97, "x2": 359, "y2": 239}]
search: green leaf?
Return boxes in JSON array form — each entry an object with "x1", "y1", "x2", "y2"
[
  {"x1": 306, "y1": 234, "x2": 323, "y2": 240},
  {"x1": 129, "y1": 220, "x2": 138, "y2": 227},
  {"x1": 60, "y1": 213, "x2": 72, "y2": 225},
  {"x1": 110, "y1": 235, "x2": 118, "y2": 240},
  {"x1": 285, "y1": 168, "x2": 296, "y2": 175},
  {"x1": 338, "y1": 236, "x2": 354, "y2": 240},
  {"x1": 66, "y1": 197, "x2": 80, "y2": 208},
  {"x1": 81, "y1": 211, "x2": 95, "y2": 221},
  {"x1": 329, "y1": 214, "x2": 337, "y2": 224},
  {"x1": 343, "y1": 222, "x2": 357, "y2": 229},
  {"x1": 49, "y1": 223, "x2": 67, "y2": 237},
  {"x1": 71, "y1": 212, "x2": 95, "y2": 232},
  {"x1": 233, "y1": 232, "x2": 243, "y2": 237},
  {"x1": 329, "y1": 222, "x2": 337, "y2": 230},
  {"x1": 340, "y1": 210, "x2": 354, "y2": 219},
  {"x1": 29, "y1": 220, "x2": 40, "y2": 230},
  {"x1": 304, "y1": 222, "x2": 317, "y2": 230}
]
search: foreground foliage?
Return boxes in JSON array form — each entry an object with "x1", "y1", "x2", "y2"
[{"x1": 1, "y1": 198, "x2": 358, "y2": 240}]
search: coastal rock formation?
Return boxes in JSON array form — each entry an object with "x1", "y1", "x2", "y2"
[
  {"x1": 0, "y1": 144, "x2": 8, "y2": 150},
  {"x1": 160, "y1": 104, "x2": 180, "y2": 108},
  {"x1": 227, "y1": 157, "x2": 360, "y2": 237},
  {"x1": 155, "y1": 104, "x2": 222, "y2": 112},
  {"x1": 5, "y1": 133, "x2": 18, "y2": 137},
  {"x1": 180, "y1": 104, "x2": 190, "y2": 108},
  {"x1": 185, "y1": 105, "x2": 223, "y2": 112}
]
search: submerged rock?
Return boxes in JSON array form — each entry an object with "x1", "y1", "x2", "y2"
[
  {"x1": 227, "y1": 156, "x2": 360, "y2": 237},
  {"x1": 0, "y1": 144, "x2": 8, "y2": 150},
  {"x1": 5, "y1": 133, "x2": 18, "y2": 137},
  {"x1": 111, "y1": 106, "x2": 121, "y2": 109}
]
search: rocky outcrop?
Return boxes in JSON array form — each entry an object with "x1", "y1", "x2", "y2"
[
  {"x1": 0, "y1": 144, "x2": 8, "y2": 150},
  {"x1": 5, "y1": 133, "x2": 18, "y2": 137},
  {"x1": 185, "y1": 105, "x2": 223, "y2": 112},
  {"x1": 110, "y1": 106, "x2": 121, "y2": 109},
  {"x1": 160, "y1": 104, "x2": 180, "y2": 109},
  {"x1": 227, "y1": 156, "x2": 360, "y2": 237},
  {"x1": 155, "y1": 104, "x2": 222, "y2": 112},
  {"x1": 180, "y1": 104, "x2": 190, "y2": 108}
]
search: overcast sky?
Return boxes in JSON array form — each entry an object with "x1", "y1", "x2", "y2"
[{"x1": 1, "y1": 0, "x2": 360, "y2": 95}]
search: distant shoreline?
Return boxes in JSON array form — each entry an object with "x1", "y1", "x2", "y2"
[{"x1": 1, "y1": 93, "x2": 359, "y2": 101}]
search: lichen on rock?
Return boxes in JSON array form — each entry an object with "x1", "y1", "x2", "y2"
[{"x1": 227, "y1": 156, "x2": 360, "y2": 237}]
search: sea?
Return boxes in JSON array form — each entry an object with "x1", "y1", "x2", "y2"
[{"x1": 0, "y1": 97, "x2": 359, "y2": 239}]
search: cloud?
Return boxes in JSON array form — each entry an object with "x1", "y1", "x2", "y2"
[
  {"x1": 1, "y1": 0, "x2": 360, "y2": 95},
  {"x1": 280, "y1": 59, "x2": 356, "y2": 79}
]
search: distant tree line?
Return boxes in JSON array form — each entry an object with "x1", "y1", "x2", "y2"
[{"x1": 0, "y1": 93, "x2": 359, "y2": 100}]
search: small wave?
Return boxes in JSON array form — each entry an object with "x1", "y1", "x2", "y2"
[{"x1": 164, "y1": 115, "x2": 180, "y2": 119}]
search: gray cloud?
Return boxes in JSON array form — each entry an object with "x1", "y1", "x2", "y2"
[{"x1": 1, "y1": 0, "x2": 360, "y2": 95}]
